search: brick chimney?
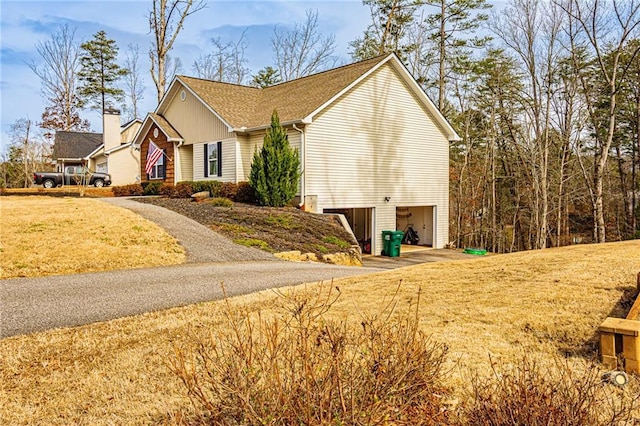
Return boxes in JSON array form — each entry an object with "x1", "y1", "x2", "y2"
[{"x1": 103, "y1": 108, "x2": 121, "y2": 152}]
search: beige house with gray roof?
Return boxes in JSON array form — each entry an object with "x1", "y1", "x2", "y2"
[{"x1": 133, "y1": 53, "x2": 459, "y2": 255}]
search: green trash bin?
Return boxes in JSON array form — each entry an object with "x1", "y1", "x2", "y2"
[{"x1": 382, "y1": 230, "x2": 404, "y2": 257}]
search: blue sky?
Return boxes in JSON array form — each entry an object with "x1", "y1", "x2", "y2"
[{"x1": 0, "y1": 0, "x2": 373, "y2": 151}]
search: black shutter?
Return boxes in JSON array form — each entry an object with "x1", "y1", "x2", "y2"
[
  {"x1": 162, "y1": 149, "x2": 167, "y2": 179},
  {"x1": 217, "y1": 141, "x2": 222, "y2": 177},
  {"x1": 204, "y1": 144, "x2": 209, "y2": 178}
]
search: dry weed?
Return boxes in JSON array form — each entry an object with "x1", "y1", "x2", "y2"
[
  {"x1": 463, "y1": 355, "x2": 640, "y2": 425},
  {"x1": 170, "y1": 283, "x2": 452, "y2": 425}
]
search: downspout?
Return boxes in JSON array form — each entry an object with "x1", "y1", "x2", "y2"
[
  {"x1": 292, "y1": 123, "x2": 305, "y2": 209},
  {"x1": 174, "y1": 140, "x2": 184, "y2": 184}
]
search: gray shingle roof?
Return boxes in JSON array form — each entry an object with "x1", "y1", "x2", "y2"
[{"x1": 53, "y1": 131, "x2": 103, "y2": 160}]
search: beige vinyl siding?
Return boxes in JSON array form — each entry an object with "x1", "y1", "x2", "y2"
[
  {"x1": 88, "y1": 153, "x2": 106, "y2": 172},
  {"x1": 192, "y1": 138, "x2": 236, "y2": 182},
  {"x1": 107, "y1": 148, "x2": 140, "y2": 186},
  {"x1": 178, "y1": 144, "x2": 194, "y2": 182},
  {"x1": 306, "y1": 63, "x2": 449, "y2": 250},
  {"x1": 120, "y1": 122, "x2": 142, "y2": 143},
  {"x1": 236, "y1": 134, "x2": 251, "y2": 181},
  {"x1": 236, "y1": 129, "x2": 301, "y2": 183},
  {"x1": 164, "y1": 83, "x2": 231, "y2": 143}
]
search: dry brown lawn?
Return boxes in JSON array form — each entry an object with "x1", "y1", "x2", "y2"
[
  {"x1": 1, "y1": 240, "x2": 639, "y2": 424},
  {"x1": 0, "y1": 196, "x2": 185, "y2": 278}
]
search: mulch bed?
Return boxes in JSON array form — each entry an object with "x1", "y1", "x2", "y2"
[{"x1": 139, "y1": 198, "x2": 357, "y2": 257}]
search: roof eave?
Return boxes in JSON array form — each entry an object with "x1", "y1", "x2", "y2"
[
  {"x1": 87, "y1": 144, "x2": 105, "y2": 159},
  {"x1": 301, "y1": 53, "x2": 460, "y2": 142},
  {"x1": 148, "y1": 114, "x2": 184, "y2": 142},
  {"x1": 121, "y1": 118, "x2": 143, "y2": 133},
  {"x1": 54, "y1": 157, "x2": 86, "y2": 162},
  {"x1": 104, "y1": 142, "x2": 134, "y2": 154},
  {"x1": 232, "y1": 118, "x2": 310, "y2": 134}
]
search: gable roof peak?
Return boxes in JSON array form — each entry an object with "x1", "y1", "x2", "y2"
[
  {"x1": 176, "y1": 74, "x2": 260, "y2": 90},
  {"x1": 172, "y1": 53, "x2": 391, "y2": 129}
]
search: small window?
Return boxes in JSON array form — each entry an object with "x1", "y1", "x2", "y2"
[
  {"x1": 96, "y1": 162, "x2": 107, "y2": 173},
  {"x1": 149, "y1": 152, "x2": 165, "y2": 180},
  {"x1": 180, "y1": 90, "x2": 187, "y2": 101},
  {"x1": 208, "y1": 144, "x2": 218, "y2": 176},
  {"x1": 204, "y1": 142, "x2": 222, "y2": 177}
]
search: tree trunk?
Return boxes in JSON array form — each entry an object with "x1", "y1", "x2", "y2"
[
  {"x1": 438, "y1": 0, "x2": 446, "y2": 111},
  {"x1": 22, "y1": 120, "x2": 31, "y2": 188}
]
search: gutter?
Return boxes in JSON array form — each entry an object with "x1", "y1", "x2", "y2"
[
  {"x1": 292, "y1": 123, "x2": 305, "y2": 209},
  {"x1": 231, "y1": 118, "x2": 311, "y2": 134}
]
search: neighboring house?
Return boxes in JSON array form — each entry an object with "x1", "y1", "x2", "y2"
[
  {"x1": 52, "y1": 109, "x2": 143, "y2": 186},
  {"x1": 52, "y1": 131, "x2": 103, "y2": 173},
  {"x1": 134, "y1": 53, "x2": 459, "y2": 255},
  {"x1": 87, "y1": 109, "x2": 142, "y2": 186}
]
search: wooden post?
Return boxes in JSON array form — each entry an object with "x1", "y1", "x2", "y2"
[{"x1": 599, "y1": 318, "x2": 640, "y2": 374}]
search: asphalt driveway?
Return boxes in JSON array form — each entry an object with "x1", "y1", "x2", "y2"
[
  {"x1": 0, "y1": 261, "x2": 381, "y2": 338},
  {"x1": 1, "y1": 197, "x2": 385, "y2": 338},
  {"x1": 1, "y1": 198, "x2": 470, "y2": 339}
]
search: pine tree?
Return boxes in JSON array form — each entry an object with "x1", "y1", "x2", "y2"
[
  {"x1": 78, "y1": 30, "x2": 128, "y2": 113},
  {"x1": 251, "y1": 66, "x2": 281, "y2": 88},
  {"x1": 249, "y1": 111, "x2": 301, "y2": 207}
]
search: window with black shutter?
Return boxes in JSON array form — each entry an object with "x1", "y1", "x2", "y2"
[{"x1": 205, "y1": 142, "x2": 222, "y2": 177}]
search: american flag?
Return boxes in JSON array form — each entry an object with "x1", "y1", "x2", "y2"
[{"x1": 145, "y1": 140, "x2": 163, "y2": 175}]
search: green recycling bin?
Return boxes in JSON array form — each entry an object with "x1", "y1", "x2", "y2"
[{"x1": 382, "y1": 230, "x2": 404, "y2": 257}]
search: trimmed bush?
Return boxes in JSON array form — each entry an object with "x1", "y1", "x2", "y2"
[
  {"x1": 191, "y1": 180, "x2": 222, "y2": 197},
  {"x1": 141, "y1": 181, "x2": 162, "y2": 195},
  {"x1": 234, "y1": 181, "x2": 256, "y2": 204},
  {"x1": 159, "y1": 183, "x2": 175, "y2": 198},
  {"x1": 112, "y1": 184, "x2": 143, "y2": 197},
  {"x1": 216, "y1": 182, "x2": 238, "y2": 200},
  {"x1": 172, "y1": 182, "x2": 194, "y2": 198}
]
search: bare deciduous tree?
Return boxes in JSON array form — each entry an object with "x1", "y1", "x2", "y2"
[
  {"x1": 193, "y1": 30, "x2": 250, "y2": 84},
  {"x1": 28, "y1": 24, "x2": 89, "y2": 137},
  {"x1": 8, "y1": 118, "x2": 50, "y2": 188},
  {"x1": 272, "y1": 9, "x2": 337, "y2": 81},
  {"x1": 558, "y1": 0, "x2": 640, "y2": 242},
  {"x1": 122, "y1": 44, "x2": 145, "y2": 121},
  {"x1": 149, "y1": 0, "x2": 205, "y2": 101},
  {"x1": 490, "y1": 0, "x2": 564, "y2": 249}
]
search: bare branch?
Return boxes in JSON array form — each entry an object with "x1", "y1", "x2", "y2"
[
  {"x1": 149, "y1": 0, "x2": 205, "y2": 101},
  {"x1": 272, "y1": 9, "x2": 337, "y2": 81}
]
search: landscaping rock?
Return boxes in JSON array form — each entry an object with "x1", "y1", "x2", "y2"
[
  {"x1": 322, "y1": 247, "x2": 362, "y2": 267},
  {"x1": 274, "y1": 250, "x2": 321, "y2": 262},
  {"x1": 191, "y1": 191, "x2": 210, "y2": 202}
]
